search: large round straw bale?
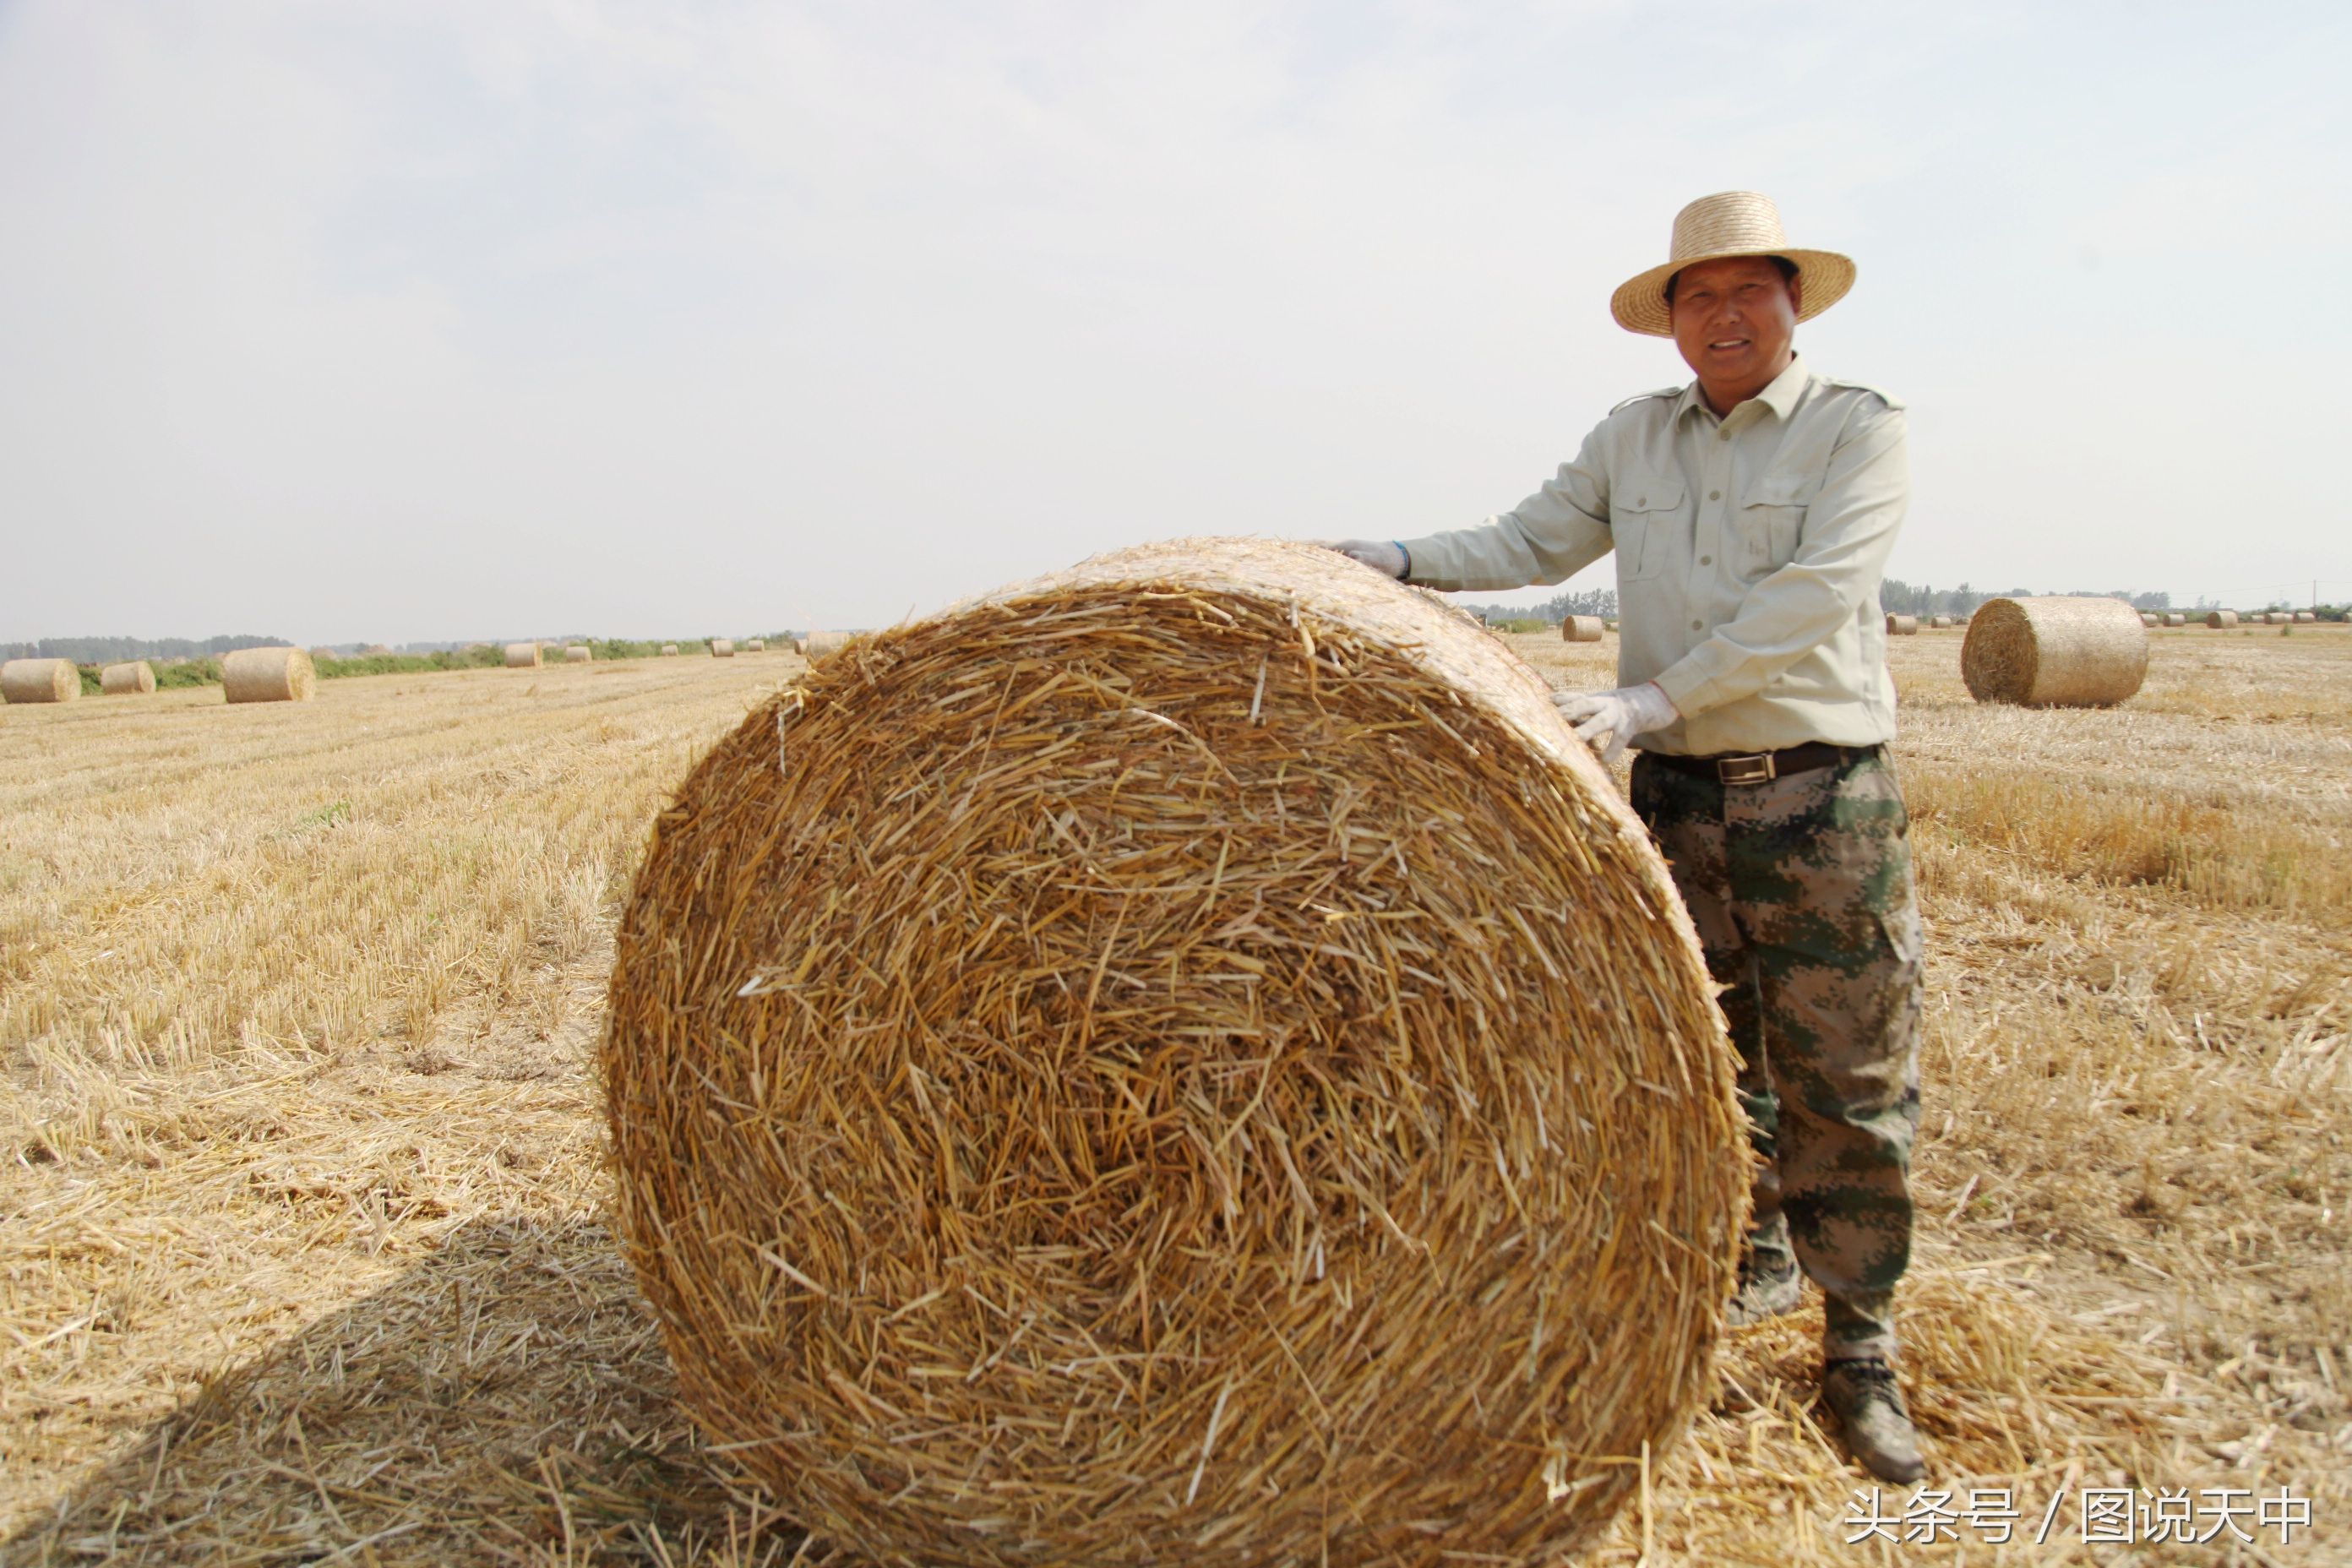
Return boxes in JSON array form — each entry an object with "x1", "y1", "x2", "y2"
[
  {"x1": 603, "y1": 538, "x2": 1742, "y2": 1567},
  {"x1": 221, "y1": 646, "x2": 315, "y2": 704},
  {"x1": 710, "y1": 638, "x2": 736, "y2": 657},
  {"x1": 309, "y1": 645, "x2": 339, "y2": 661},
  {"x1": 1886, "y1": 613, "x2": 1919, "y2": 635},
  {"x1": 2206, "y1": 610, "x2": 2238, "y2": 629},
  {"x1": 1930, "y1": 615, "x2": 1952, "y2": 629},
  {"x1": 2, "y1": 658, "x2": 80, "y2": 704},
  {"x1": 1962, "y1": 595, "x2": 2148, "y2": 707},
  {"x1": 2293, "y1": 611, "x2": 2317, "y2": 623},
  {"x1": 565, "y1": 645, "x2": 592, "y2": 663},
  {"x1": 2138, "y1": 612, "x2": 2158, "y2": 628},
  {"x1": 1560, "y1": 613, "x2": 1605, "y2": 642},
  {"x1": 100, "y1": 661, "x2": 156, "y2": 695},
  {"x1": 2162, "y1": 613, "x2": 2185, "y2": 627},
  {"x1": 746, "y1": 638, "x2": 766, "y2": 652},
  {"x1": 802, "y1": 629, "x2": 854, "y2": 661},
  {"x1": 505, "y1": 641, "x2": 542, "y2": 668},
  {"x1": 661, "y1": 643, "x2": 680, "y2": 656}
]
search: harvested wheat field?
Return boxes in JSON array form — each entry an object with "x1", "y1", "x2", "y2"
[{"x1": 3, "y1": 624, "x2": 2347, "y2": 1565}]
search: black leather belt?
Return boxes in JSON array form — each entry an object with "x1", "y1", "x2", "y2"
[{"x1": 1637, "y1": 742, "x2": 1876, "y2": 785}]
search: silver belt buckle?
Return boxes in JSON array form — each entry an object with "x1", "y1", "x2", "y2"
[{"x1": 1717, "y1": 753, "x2": 1777, "y2": 786}]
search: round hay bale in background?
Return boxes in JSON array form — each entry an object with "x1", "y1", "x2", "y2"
[
  {"x1": 2293, "y1": 611, "x2": 2317, "y2": 623},
  {"x1": 801, "y1": 629, "x2": 854, "y2": 661},
  {"x1": 746, "y1": 638, "x2": 766, "y2": 652},
  {"x1": 603, "y1": 538, "x2": 1742, "y2": 1567},
  {"x1": 1560, "y1": 613, "x2": 1605, "y2": 642},
  {"x1": 565, "y1": 645, "x2": 592, "y2": 663},
  {"x1": 309, "y1": 645, "x2": 339, "y2": 662},
  {"x1": 100, "y1": 661, "x2": 156, "y2": 695},
  {"x1": 363, "y1": 643, "x2": 393, "y2": 656},
  {"x1": 221, "y1": 646, "x2": 315, "y2": 705},
  {"x1": 1962, "y1": 596, "x2": 2148, "y2": 707},
  {"x1": 2162, "y1": 613, "x2": 2185, "y2": 627},
  {"x1": 661, "y1": 643, "x2": 680, "y2": 656},
  {"x1": 2, "y1": 658, "x2": 80, "y2": 704},
  {"x1": 710, "y1": 638, "x2": 736, "y2": 657},
  {"x1": 2206, "y1": 610, "x2": 2238, "y2": 629},
  {"x1": 2138, "y1": 612, "x2": 2159, "y2": 628},
  {"x1": 1929, "y1": 615, "x2": 1952, "y2": 629},
  {"x1": 505, "y1": 641, "x2": 542, "y2": 668},
  {"x1": 1886, "y1": 613, "x2": 1919, "y2": 635}
]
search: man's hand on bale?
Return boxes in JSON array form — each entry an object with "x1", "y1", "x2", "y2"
[
  {"x1": 1326, "y1": 540, "x2": 1408, "y2": 579},
  {"x1": 1552, "y1": 683, "x2": 1677, "y2": 765}
]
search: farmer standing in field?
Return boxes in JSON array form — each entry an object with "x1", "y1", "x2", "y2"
[{"x1": 1329, "y1": 190, "x2": 1926, "y2": 1484}]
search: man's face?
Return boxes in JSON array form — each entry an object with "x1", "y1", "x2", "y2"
[{"x1": 1669, "y1": 256, "x2": 1801, "y2": 390}]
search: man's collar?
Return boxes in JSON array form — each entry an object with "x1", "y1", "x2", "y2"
[{"x1": 1674, "y1": 355, "x2": 1812, "y2": 424}]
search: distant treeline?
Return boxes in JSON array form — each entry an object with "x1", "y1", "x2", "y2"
[{"x1": 4, "y1": 634, "x2": 290, "y2": 663}]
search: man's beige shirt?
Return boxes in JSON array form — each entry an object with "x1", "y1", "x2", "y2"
[{"x1": 1398, "y1": 357, "x2": 1908, "y2": 756}]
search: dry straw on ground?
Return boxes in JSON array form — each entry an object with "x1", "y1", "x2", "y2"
[
  {"x1": 566, "y1": 645, "x2": 592, "y2": 663},
  {"x1": 800, "y1": 630, "x2": 853, "y2": 660},
  {"x1": 506, "y1": 643, "x2": 543, "y2": 669},
  {"x1": 98, "y1": 661, "x2": 155, "y2": 695},
  {"x1": 709, "y1": 639, "x2": 734, "y2": 657},
  {"x1": 220, "y1": 645, "x2": 315, "y2": 704},
  {"x1": 2, "y1": 657, "x2": 80, "y2": 704},
  {"x1": 602, "y1": 538, "x2": 1744, "y2": 1567},
  {"x1": 1961, "y1": 596, "x2": 2148, "y2": 708},
  {"x1": 1561, "y1": 612, "x2": 1605, "y2": 642},
  {"x1": 2207, "y1": 610, "x2": 2239, "y2": 628},
  {"x1": 1886, "y1": 613, "x2": 1919, "y2": 635}
]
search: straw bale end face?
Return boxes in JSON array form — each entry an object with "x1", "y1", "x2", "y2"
[
  {"x1": 221, "y1": 646, "x2": 315, "y2": 704},
  {"x1": 602, "y1": 537, "x2": 1743, "y2": 1566},
  {"x1": 3, "y1": 658, "x2": 82, "y2": 703},
  {"x1": 1886, "y1": 612, "x2": 1919, "y2": 635},
  {"x1": 1962, "y1": 596, "x2": 2148, "y2": 707}
]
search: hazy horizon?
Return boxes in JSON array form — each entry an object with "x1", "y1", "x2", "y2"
[{"x1": 4, "y1": 3, "x2": 2346, "y2": 647}]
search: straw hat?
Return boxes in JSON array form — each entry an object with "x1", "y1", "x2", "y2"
[{"x1": 1610, "y1": 191, "x2": 1855, "y2": 337}]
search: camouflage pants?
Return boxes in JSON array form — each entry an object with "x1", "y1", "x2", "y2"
[{"x1": 1631, "y1": 747, "x2": 1923, "y2": 1361}]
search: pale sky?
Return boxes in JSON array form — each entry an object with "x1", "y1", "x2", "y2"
[{"x1": 3, "y1": 2, "x2": 2345, "y2": 644}]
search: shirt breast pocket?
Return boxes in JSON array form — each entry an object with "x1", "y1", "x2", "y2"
[
  {"x1": 1736, "y1": 475, "x2": 1813, "y2": 574},
  {"x1": 1609, "y1": 476, "x2": 1684, "y2": 582}
]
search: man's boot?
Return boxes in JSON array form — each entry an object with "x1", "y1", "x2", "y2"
[
  {"x1": 1821, "y1": 1358, "x2": 1925, "y2": 1484},
  {"x1": 1725, "y1": 1254, "x2": 1802, "y2": 1327}
]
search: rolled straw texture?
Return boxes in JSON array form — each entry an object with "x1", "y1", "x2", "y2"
[
  {"x1": 746, "y1": 639, "x2": 766, "y2": 652},
  {"x1": 661, "y1": 644, "x2": 680, "y2": 656},
  {"x1": 505, "y1": 642, "x2": 542, "y2": 668},
  {"x1": 2139, "y1": 612, "x2": 2159, "y2": 628},
  {"x1": 2, "y1": 658, "x2": 79, "y2": 704},
  {"x1": 603, "y1": 537, "x2": 1743, "y2": 1568},
  {"x1": 1961, "y1": 596, "x2": 2148, "y2": 707},
  {"x1": 565, "y1": 645, "x2": 592, "y2": 663},
  {"x1": 1561, "y1": 614, "x2": 1605, "y2": 643},
  {"x1": 221, "y1": 646, "x2": 315, "y2": 704},
  {"x1": 100, "y1": 661, "x2": 156, "y2": 695},
  {"x1": 1930, "y1": 615, "x2": 1952, "y2": 629},
  {"x1": 1886, "y1": 613, "x2": 1919, "y2": 635},
  {"x1": 710, "y1": 638, "x2": 736, "y2": 657},
  {"x1": 2162, "y1": 613, "x2": 2185, "y2": 627},
  {"x1": 802, "y1": 629, "x2": 854, "y2": 661},
  {"x1": 2206, "y1": 611, "x2": 2238, "y2": 629},
  {"x1": 2294, "y1": 612, "x2": 2317, "y2": 623}
]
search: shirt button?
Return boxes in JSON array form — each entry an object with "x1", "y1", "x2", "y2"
[
  {"x1": 1691, "y1": 619, "x2": 1704, "y2": 631},
  {"x1": 1699, "y1": 554, "x2": 1712, "y2": 566},
  {"x1": 1709, "y1": 489, "x2": 1721, "y2": 501},
  {"x1": 1636, "y1": 495, "x2": 1647, "y2": 507}
]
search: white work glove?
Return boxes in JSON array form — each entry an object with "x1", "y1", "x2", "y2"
[
  {"x1": 1326, "y1": 539, "x2": 1408, "y2": 580},
  {"x1": 1552, "y1": 682, "x2": 1678, "y2": 765}
]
